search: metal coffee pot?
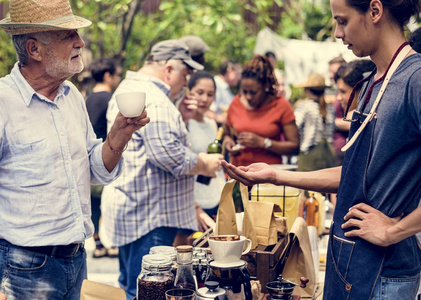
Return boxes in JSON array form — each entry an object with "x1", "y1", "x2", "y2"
[{"x1": 196, "y1": 281, "x2": 226, "y2": 300}]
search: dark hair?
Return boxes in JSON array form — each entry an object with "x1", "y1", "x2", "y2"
[
  {"x1": 90, "y1": 58, "x2": 118, "y2": 83},
  {"x1": 334, "y1": 59, "x2": 376, "y2": 87},
  {"x1": 188, "y1": 71, "x2": 216, "y2": 91},
  {"x1": 241, "y1": 55, "x2": 278, "y2": 97},
  {"x1": 264, "y1": 51, "x2": 276, "y2": 59},
  {"x1": 346, "y1": 0, "x2": 420, "y2": 27},
  {"x1": 218, "y1": 60, "x2": 237, "y2": 75},
  {"x1": 410, "y1": 27, "x2": 421, "y2": 53}
]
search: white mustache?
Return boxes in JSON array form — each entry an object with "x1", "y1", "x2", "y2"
[{"x1": 70, "y1": 50, "x2": 82, "y2": 58}]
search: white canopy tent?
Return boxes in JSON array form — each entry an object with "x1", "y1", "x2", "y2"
[{"x1": 254, "y1": 27, "x2": 358, "y2": 86}]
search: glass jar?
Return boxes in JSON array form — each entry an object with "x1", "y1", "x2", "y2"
[
  {"x1": 137, "y1": 254, "x2": 174, "y2": 300},
  {"x1": 173, "y1": 245, "x2": 197, "y2": 291},
  {"x1": 149, "y1": 245, "x2": 177, "y2": 274}
]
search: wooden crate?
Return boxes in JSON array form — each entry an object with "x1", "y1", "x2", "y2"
[{"x1": 241, "y1": 236, "x2": 288, "y2": 293}]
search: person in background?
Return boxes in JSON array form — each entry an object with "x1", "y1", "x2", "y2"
[
  {"x1": 293, "y1": 73, "x2": 335, "y2": 172},
  {"x1": 222, "y1": 0, "x2": 421, "y2": 298},
  {"x1": 187, "y1": 71, "x2": 226, "y2": 230},
  {"x1": 333, "y1": 59, "x2": 375, "y2": 166},
  {"x1": 224, "y1": 55, "x2": 299, "y2": 167},
  {"x1": 325, "y1": 55, "x2": 346, "y2": 104},
  {"x1": 264, "y1": 50, "x2": 290, "y2": 99},
  {"x1": 179, "y1": 35, "x2": 210, "y2": 66},
  {"x1": 411, "y1": 27, "x2": 421, "y2": 53},
  {"x1": 102, "y1": 40, "x2": 223, "y2": 300},
  {"x1": 207, "y1": 59, "x2": 242, "y2": 125},
  {"x1": 85, "y1": 58, "x2": 122, "y2": 258},
  {"x1": 0, "y1": 0, "x2": 150, "y2": 298}
]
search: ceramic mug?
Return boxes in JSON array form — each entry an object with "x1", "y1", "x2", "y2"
[
  {"x1": 116, "y1": 91, "x2": 146, "y2": 118},
  {"x1": 208, "y1": 235, "x2": 252, "y2": 264}
]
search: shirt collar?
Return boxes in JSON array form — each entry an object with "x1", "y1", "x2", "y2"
[
  {"x1": 10, "y1": 62, "x2": 71, "y2": 107},
  {"x1": 125, "y1": 70, "x2": 171, "y2": 97}
]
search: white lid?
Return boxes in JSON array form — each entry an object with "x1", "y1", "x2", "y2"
[{"x1": 197, "y1": 287, "x2": 226, "y2": 298}]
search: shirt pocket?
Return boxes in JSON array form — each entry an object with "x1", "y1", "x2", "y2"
[{"x1": 10, "y1": 138, "x2": 55, "y2": 187}]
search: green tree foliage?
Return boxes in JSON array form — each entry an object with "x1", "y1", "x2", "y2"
[{"x1": 0, "y1": 0, "x2": 335, "y2": 82}]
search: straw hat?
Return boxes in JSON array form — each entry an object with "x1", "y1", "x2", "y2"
[
  {"x1": 0, "y1": 0, "x2": 91, "y2": 35},
  {"x1": 293, "y1": 73, "x2": 330, "y2": 89}
]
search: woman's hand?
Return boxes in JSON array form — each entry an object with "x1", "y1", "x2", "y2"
[
  {"x1": 179, "y1": 93, "x2": 198, "y2": 123},
  {"x1": 342, "y1": 203, "x2": 403, "y2": 247},
  {"x1": 237, "y1": 132, "x2": 264, "y2": 148},
  {"x1": 224, "y1": 136, "x2": 242, "y2": 156},
  {"x1": 196, "y1": 206, "x2": 216, "y2": 232},
  {"x1": 221, "y1": 161, "x2": 277, "y2": 186}
]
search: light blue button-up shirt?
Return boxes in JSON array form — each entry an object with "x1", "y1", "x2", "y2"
[{"x1": 0, "y1": 63, "x2": 123, "y2": 247}]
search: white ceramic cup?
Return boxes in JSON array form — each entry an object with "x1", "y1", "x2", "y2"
[
  {"x1": 116, "y1": 91, "x2": 146, "y2": 118},
  {"x1": 208, "y1": 235, "x2": 252, "y2": 264}
]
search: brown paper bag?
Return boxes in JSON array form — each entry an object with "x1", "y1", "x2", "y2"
[
  {"x1": 247, "y1": 201, "x2": 280, "y2": 246},
  {"x1": 214, "y1": 180, "x2": 258, "y2": 248},
  {"x1": 80, "y1": 279, "x2": 126, "y2": 300},
  {"x1": 282, "y1": 217, "x2": 316, "y2": 298}
]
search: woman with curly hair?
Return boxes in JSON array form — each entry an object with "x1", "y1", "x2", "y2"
[{"x1": 223, "y1": 55, "x2": 299, "y2": 167}]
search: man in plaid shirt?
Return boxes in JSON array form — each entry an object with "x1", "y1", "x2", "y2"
[{"x1": 102, "y1": 40, "x2": 223, "y2": 299}]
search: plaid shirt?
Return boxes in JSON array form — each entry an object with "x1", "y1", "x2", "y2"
[{"x1": 102, "y1": 71, "x2": 199, "y2": 247}]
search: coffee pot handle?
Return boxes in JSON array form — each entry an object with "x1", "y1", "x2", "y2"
[{"x1": 239, "y1": 267, "x2": 253, "y2": 300}]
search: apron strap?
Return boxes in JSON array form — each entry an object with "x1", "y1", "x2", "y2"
[{"x1": 341, "y1": 45, "x2": 412, "y2": 152}]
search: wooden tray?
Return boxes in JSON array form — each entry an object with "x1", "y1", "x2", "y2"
[{"x1": 241, "y1": 236, "x2": 288, "y2": 293}]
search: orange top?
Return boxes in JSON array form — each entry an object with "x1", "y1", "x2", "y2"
[{"x1": 226, "y1": 95, "x2": 295, "y2": 166}]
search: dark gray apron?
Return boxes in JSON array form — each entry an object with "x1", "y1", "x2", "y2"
[{"x1": 323, "y1": 112, "x2": 387, "y2": 299}]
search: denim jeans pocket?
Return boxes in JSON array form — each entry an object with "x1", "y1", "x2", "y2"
[
  {"x1": 331, "y1": 234, "x2": 355, "y2": 283},
  {"x1": 6, "y1": 246, "x2": 48, "y2": 271},
  {"x1": 371, "y1": 274, "x2": 420, "y2": 300}
]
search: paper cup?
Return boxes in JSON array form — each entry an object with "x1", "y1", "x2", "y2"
[{"x1": 116, "y1": 92, "x2": 146, "y2": 118}]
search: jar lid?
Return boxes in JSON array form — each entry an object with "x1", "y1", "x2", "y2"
[
  {"x1": 176, "y1": 245, "x2": 193, "y2": 253},
  {"x1": 142, "y1": 254, "x2": 172, "y2": 270},
  {"x1": 149, "y1": 246, "x2": 176, "y2": 259}
]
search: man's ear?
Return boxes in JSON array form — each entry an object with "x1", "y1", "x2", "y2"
[
  {"x1": 26, "y1": 38, "x2": 43, "y2": 62},
  {"x1": 164, "y1": 64, "x2": 173, "y2": 81},
  {"x1": 369, "y1": 0, "x2": 383, "y2": 24},
  {"x1": 103, "y1": 71, "x2": 112, "y2": 83}
]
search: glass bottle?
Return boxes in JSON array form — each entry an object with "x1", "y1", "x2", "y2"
[
  {"x1": 174, "y1": 245, "x2": 197, "y2": 291},
  {"x1": 137, "y1": 254, "x2": 174, "y2": 300},
  {"x1": 193, "y1": 247, "x2": 208, "y2": 288},
  {"x1": 196, "y1": 127, "x2": 224, "y2": 185}
]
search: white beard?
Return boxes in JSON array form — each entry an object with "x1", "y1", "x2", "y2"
[{"x1": 44, "y1": 49, "x2": 84, "y2": 79}]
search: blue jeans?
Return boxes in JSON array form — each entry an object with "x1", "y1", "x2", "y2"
[
  {"x1": 371, "y1": 274, "x2": 420, "y2": 300},
  {"x1": 0, "y1": 239, "x2": 87, "y2": 300},
  {"x1": 118, "y1": 227, "x2": 177, "y2": 300}
]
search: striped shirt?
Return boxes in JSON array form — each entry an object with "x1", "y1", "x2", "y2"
[
  {"x1": 102, "y1": 71, "x2": 199, "y2": 247},
  {"x1": 294, "y1": 99, "x2": 334, "y2": 153},
  {"x1": 0, "y1": 63, "x2": 122, "y2": 246}
]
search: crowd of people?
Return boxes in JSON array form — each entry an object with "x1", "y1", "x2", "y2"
[{"x1": 0, "y1": 0, "x2": 420, "y2": 299}]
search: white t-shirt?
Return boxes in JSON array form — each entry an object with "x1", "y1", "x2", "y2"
[{"x1": 188, "y1": 117, "x2": 226, "y2": 209}]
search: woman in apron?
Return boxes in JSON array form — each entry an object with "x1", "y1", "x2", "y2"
[{"x1": 222, "y1": 0, "x2": 421, "y2": 299}]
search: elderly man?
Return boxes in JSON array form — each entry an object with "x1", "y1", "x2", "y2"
[
  {"x1": 0, "y1": 0, "x2": 149, "y2": 299},
  {"x1": 102, "y1": 40, "x2": 223, "y2": 299}
]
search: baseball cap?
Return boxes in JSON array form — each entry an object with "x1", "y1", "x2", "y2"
[
  {"x1": 179, "y1": 35, "x2": 210, "y2": 57},
  {"x1": 150, "y1": 39, "x2": 204, "y2": 70}
]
